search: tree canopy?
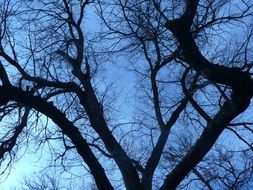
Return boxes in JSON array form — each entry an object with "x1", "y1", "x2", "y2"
[{"x1": 0, "y1": 0, "x2": 253, "y2": 189}]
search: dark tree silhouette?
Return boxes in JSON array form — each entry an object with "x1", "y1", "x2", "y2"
[{"x1": 0, "y1": 0, "x2": 253, "y2": 189}]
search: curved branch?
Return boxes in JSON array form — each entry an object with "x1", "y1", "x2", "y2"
[
  {"x1": 0, "y1": 85, "x2": 113, "y2": 190},
  {"x1": 165, "y1": 1, "x2": 253, "y2": 96},
  {"x1": 160, "y1": 0, "x2": 253, "y2": 189}
]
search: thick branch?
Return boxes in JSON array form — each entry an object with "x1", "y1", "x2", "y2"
[
  {"x1": 160, "y1": 0, "x2": 253, "y2": 189},
  {"x1": 160, "y1": 91, "x2": 250, "y2": 189},
  {"x1": 165, "y1": 1, "x2": 253, "y2": 96},
  {"x1": 0, "y1": 85, "x2": 113, "y2": 190},
  {"x1": 77, "y1": 82, "x2": 143, "y2": 190}
]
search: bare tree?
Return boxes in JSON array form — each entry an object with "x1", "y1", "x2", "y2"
[{"x1": 0, "y1": 0, "x2": 253, "y2": 189}]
